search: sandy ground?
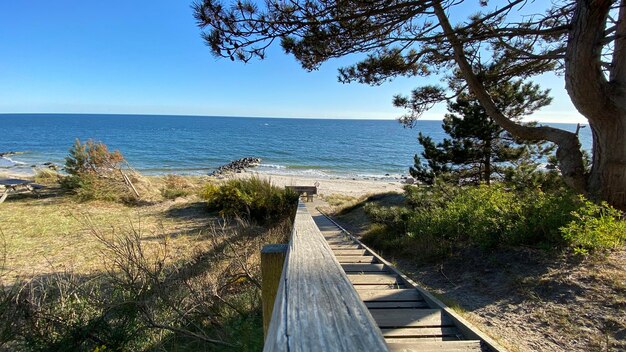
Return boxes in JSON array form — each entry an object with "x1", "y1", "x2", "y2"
[
  {"x1": 233, "y1": 171, "x2": 405, "y2": 197},
  {"x1": 1, "y1": 169, "x2": 406, "y2": 198}
]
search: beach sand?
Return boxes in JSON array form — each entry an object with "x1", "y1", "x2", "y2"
[
  {"x1": 0, "y1": 168, "x2": 406, "y2": 198},
  {"x1": 233, "y1": 171, "x2": 405, "y2": 197}
]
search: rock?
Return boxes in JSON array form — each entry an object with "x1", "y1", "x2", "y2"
[
  {"x1": 405, "y1": 177, "x2": 415, "y2": 184},
  {"x1": 209, "y1": 157, "x2": 262, "y2": 176}
]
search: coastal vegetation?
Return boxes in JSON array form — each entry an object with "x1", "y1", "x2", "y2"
[
  {"x1": 328, "y1": 183, "x2": 626, "y2": 351},
  {"x1": 200, "y1": 177, "x2": 299, "y2": 224},
  {"x1": 0, "y1": 144, "x2": 297, "y2": 351},
  {"x1": 411, "y1": 76, "x2": 555, "y2": 186},
  {"x1": 195, "y1": 0, "x2": 626, "y2": 210}
]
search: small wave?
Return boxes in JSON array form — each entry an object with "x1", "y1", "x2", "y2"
[
  {"x1": 0, "y1": 157, "x2": 27, "y2": 168},
  {"x1": 258, "y1": 163, "x2": 286, "y2": 169}
]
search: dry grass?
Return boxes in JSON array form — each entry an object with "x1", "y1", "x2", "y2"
[
  {"x1": 0, "y1": 176, "x2": 292, "y2": 350},
  {"x1": 0, "y1": 176, "x2": 217, "y2": 285}
]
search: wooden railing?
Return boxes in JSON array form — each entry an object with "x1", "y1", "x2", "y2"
[{"x1": 262, "y1": 200, "x2": 389, "y2": 351}]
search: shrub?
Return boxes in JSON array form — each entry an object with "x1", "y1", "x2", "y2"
[
  {"x1": 199, "y1": 177, "x2": 298, "y2": 224},
  {"x1": 364, "y1": 204, "x2": 411, "y2": 234},
  {"x1": 61, "y1": 139, "x2": 137, "y2": 203},
  {"x1": 561, "y1": 197, "x2": 626, "y2": 255},
  {"x1": 160, "y1": 175, "x2": 193, "y2": 200},
  {"x1": 34, "y1": 168, "x2": 61, "y2": 185},
  {"x1": 365, "y1": 183, "x2": 625, "y2": 257}
]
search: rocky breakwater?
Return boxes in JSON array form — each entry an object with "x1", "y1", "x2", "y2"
[{"x1": 210, "y1": 157, "x2": 261, "y2": 176}]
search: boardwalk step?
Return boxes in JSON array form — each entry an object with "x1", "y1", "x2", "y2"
[
  {"x1": 341, "y1": 263, "x2": 386, "y2": 272},
  {"x1": 325, "y1": 240, "x2": 355, "y2": 245},
  {"x1": 370, "y1": 309, "x2": 452, "y2": 328},
  {"x1": 357, "y1": 289, "x2": 422, "y2": 302},
  {"x1": 348, "y1": 273, "x2": 400, "y2": 285},
  {"x1": 333, "y1": 249, "x2": 368, "y2": 256},
  {"x1": 329, "y1": 244, "x2": 361, "y2": 249},
  {"x1": 381, "y1": 326, "x2": 462, "y2": 338},
  {"x1": 336, "y1": 256, "x2": 377, "y2": 263},
  {"x1": 386, "y1": 340, "x2": 482, "y2": 352},
  {"x1": 366, "y1": 301, "x2": 429, "y2": 309}
]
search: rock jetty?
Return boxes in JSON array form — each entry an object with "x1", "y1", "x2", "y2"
[{"x1": 210, "y1": 157, "x2": 261, "y2": 176}]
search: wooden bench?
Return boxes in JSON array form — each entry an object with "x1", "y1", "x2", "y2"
[{"x1": 285, "y1": 185, "x2": 317, "y2": 202}]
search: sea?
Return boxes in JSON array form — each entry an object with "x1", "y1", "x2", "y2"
[{"x1": 0, "y1": 114, "x2": 592, "y2": 179}]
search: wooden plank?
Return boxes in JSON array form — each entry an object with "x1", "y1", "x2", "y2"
[
  {"x1": 335, "y1": 256, "x2": 377, "y2": 263},
  {"x1": 386, "y1": 340, "x2": 482, "y2": 352},
  {"x1": 341, "y1": 263, "x2": 385, "y2": 272},
  {"x1": 348, "y1": 273, "x2": 400, "y2": 285},
  {"x1": 314, "y1": 209, "x2": 508, "y2": 352},
  {"x1": 357, "y1": 289, "x2": 422, "y2": 302},
  {"x1": 354, "y1": 284, "x2": 407, "y2": 290},
  {"x1": 369, "y1": 309, "x2": 452, "y2": 328},
  {"x1": 380, "y1": 327, "x2": 462, "y2": 338},
  {"x1": 332, "y1": 249, "x2": 368, "y2": 256},
  {"x1": 366, "y1": 301, "x2": 429, "y2": 309},
  {"x1": 330, "y1": 244, "x2": 361, "y2": 249},
  {"x1": 264, "y1": 201, "x2": 389, "y2": 352}
]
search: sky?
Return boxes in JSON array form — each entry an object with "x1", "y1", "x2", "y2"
[{"x1": 0, "y1": 1, "x2": 587, "y2": 123}]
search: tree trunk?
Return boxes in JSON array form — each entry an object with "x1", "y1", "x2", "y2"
[
  {"x1": 432, "y1": 2, "x2": 587, "y2": 194},
  {"x1": 563, "y1": 0, "x2": 626, "y2": 210},
  {"x1": 587, "y1": 119, "x2": 626, "y2": 209}
]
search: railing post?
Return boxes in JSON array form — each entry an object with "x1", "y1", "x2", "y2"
[{"x1": 261, "y1": 243, "x2": 288, "y2": 339}]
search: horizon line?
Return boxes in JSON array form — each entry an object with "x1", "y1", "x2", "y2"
[{"x1": 0, "y1": 112, "x2": 589, "y2": 125}]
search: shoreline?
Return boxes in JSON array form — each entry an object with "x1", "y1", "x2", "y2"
[{"x1": 0, "y1": 168, "x2": 406, "y2": 198}]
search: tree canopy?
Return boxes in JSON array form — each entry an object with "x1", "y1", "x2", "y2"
[
  {"x1": 411, "y1": 79, "x2": 554, "y2": 185},
  {"x1": 194, "y1": 0, "x2": 626, "y2": 209}
]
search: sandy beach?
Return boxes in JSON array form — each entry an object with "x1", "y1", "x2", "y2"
[
  {"x1": 227, "y1": 171, "x2": 404, "y2": 197},
  {"x1": 1, "y1": 168, "x2": 406, "y2": 198}
]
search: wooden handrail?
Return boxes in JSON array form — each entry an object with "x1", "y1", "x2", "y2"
[{"x1": 263, "y1": 201, "x2": 389, "y2": 351}]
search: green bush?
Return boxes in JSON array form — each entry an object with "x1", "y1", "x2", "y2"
[
  {"x1": 365, "y1": 183, "x2": 625, "y2": 256},
  {"x1": 561, "y1": 197, "x2": 626, "y2": 255},
  {"x1": 364, "y1": 204, "x2": 411, "y2": 234},
  {"x1": 199, "y1": 177, "x2": 299, "y2": 224}
]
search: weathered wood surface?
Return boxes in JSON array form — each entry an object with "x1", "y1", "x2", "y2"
[
  {"x1": 263, "y1": 201, "x2": 389, "y2": 352},
  {"x1": 370, "y1": 309, "x2": 452, "y2": 328},
  {"x1": 357, "y1": 289, "x2": 422, "y2": 301},
  {"x1": 314, "y1": 207, "x2": 507, "y2": 352},
  {"x1": 341, "y1": 263, "x2": 386, "y2": 272},
  {"x1": 381, "y1": 327, "x2": 462, "y2": 338},
  {"x1": 347, "y1": 273, "x2": 401, "y2": 285},
  {"x1": 335, "y1": 255, "x2": 377, "y2": 263},
  {"x1": 387, "y1": 340, "x2": 482, "y2": 352}
]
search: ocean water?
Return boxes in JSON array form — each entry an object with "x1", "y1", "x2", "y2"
[{"x1": 0, "y1": 114, "x2": 592, "y2": 179}]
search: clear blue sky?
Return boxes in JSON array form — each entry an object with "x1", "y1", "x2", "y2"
[{"x1": 0, "y1": 1, "x2": 586, "y2": 123}]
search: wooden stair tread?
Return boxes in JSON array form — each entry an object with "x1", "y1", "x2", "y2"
[
  {"x1": 341, "y1": 263, "x2": 386, "y2": 272},
  {"x1": 380, "y1": 326, "x2": 462, "y2": 337},
  {"x1": 370, "y1": 309, "x2": 452, "y2": 328},
  {"x1": 366, "y1": 301, "x2": 429, "y2": 309},
  {"x1": 348, "y1": 273, "x2": 400, "y2": 285},
  {"x1": 386, "y1": 340, "x2": 482, "y2": 352},
  {"x1": 357, "y1": 289, "x2": 423, "y2": 302},
  {"x1": 332, "y1": 249, "x2": 368, "y2": 256},
  {"x1": 336, "y1": 256, "x2": 377, "y2": 263},
  {"x1": 329, "y1": 244, "x2": 361, "y2": 249}
]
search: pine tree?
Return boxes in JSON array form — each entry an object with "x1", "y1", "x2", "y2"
[{"x1": 410, "y1": 80, "x2": 554, "y2": 185}]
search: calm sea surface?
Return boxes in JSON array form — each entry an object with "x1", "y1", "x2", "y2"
[{"x1": 0, "y1": 114, "x2": 592, "y2": 178}]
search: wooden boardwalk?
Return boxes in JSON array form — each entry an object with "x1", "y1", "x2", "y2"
[
  {"x1": 263, "y1": 200, "x2": 505, "y2": 351},
  {"x1": 306, "y1": 203, "x2": 503, "y2": 352}
]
